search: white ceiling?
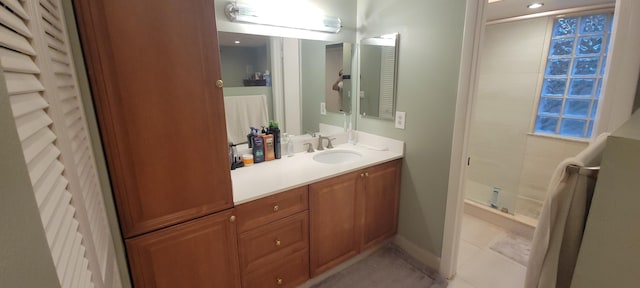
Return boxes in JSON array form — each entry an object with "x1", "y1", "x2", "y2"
[{"x1": 486, "y1": 0, "x2": 615, "y2": 21}]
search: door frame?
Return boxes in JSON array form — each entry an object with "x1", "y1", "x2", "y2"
[
  {"x1": 439, "y1": 0, "x2": 486, "y2": 279},
  {"x1": 441, "y1": 0, "x2": 640, "y2": 280}
]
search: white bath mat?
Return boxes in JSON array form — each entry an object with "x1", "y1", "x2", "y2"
[{"x1": 490, "y1": 233, "x2": 531, "y2": 266}]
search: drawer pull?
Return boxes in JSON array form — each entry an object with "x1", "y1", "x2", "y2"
[
  {"x1": 273, "y1": 205, "x2": 279, "y2": 212},
  {"x1": 276, "y1": 278, "x2": 283, "y2": 285},
  {"x1": 275, "y1": 239, "x2": 282, "y2": 247}
]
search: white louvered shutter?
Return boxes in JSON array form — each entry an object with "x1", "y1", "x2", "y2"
[
  {"x1": 378, "y1": 46, "x2": 395, "y2": 119},
  {"x1": 1, "y1": 1, "x2": 120, "y2": 287}
]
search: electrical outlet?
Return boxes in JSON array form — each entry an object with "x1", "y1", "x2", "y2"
[
  {"x1": 395, "y1": 111, "x2": 406, "y2": 129},
  {"x1": 320, "y1": 102, "x2": 327, "y2": 115}
]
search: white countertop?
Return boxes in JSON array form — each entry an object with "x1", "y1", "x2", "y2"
[{"x1": 231, "y1": 131, "x2": 404, "y2": 205}]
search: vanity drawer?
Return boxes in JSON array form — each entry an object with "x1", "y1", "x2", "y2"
[
  {"x1": 238, "y1": 212, "x2": 309, "y2": 274},
  {"x1": 236, "y1": 186, "x2": 308, "y2": 233},
  {"x1": 242, "y1": 249, "x2": 309, "y2": 288}
]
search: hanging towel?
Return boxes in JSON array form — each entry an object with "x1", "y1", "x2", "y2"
[
  {"x1": 223, "y1": 95, "x2": 269, "y2": 144},
  {"x1": 525, "y1": 132, "x2": 610, "y2": 288}
]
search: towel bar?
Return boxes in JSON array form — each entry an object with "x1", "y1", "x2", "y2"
[{"x1": 567, "y1": 164, "x2": 600, "y2": 177}]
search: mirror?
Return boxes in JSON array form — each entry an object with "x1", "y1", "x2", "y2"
[
  {"x1": 325, "y1": 43, "x2": 353, "y2": 113},
  {"x1": 358, "y1": 33, "x2": 400, "y2": 120},
  {"x1": 218, "y1": 31, "x2": 356, "y2": 144},
  {"x1": 218, "y1": 32, "x2": 274, "y2": 144}
]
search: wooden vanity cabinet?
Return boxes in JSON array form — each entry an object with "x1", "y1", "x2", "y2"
[
  {"x1": 360, "y1": 159, "x2": 401, "y2": 250},
  {"x1": 309, "y1": 171, "x2": 362, "y2": 277},
  {"x1": 126, "y1": 210, "x2": 241, "y2": 288},
  {"x1": 236, "y1": 187, "x2": 310, "y2": 288},
  {"x1": 310, "y1": 159, "x2": 402, "y2": 277}
]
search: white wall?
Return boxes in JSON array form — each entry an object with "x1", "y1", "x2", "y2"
[
  {"x1": 596, "y1": 0, "x2": 640, "y2": 133},
  {"x1": 571, "y1": 111, "x2": 640, "y2": 287},
  {"x1": 465, "y1": 16, "x2": 588, "y2": 218}
]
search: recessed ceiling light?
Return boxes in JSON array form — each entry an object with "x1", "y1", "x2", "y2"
[
  {"x1": 234, "y1": 40, "x2": 240, "y2": 44},
  {"x1": 527, "y1": 3, "x2": 544, "y2": 9}
]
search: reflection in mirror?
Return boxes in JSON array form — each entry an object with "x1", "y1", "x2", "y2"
[
  {"x1": 325, "y1": 43, "x2": 353, "y2": 114},
  {"x1": 218, "y1": 31, "x2": 356, "y2": 144},
  {"x1": 301, "y1": 40, "x2": 354, "y2": 135},
  {"x1": 359, "y1": 33, "x2": 399, "y2": 120},
  {"x1": 218, "y1": 32, "x2": 273, "y2": 144}
]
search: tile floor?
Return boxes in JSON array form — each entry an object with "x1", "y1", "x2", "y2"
[{"x1": 447, "y1": 213, "x2": 529, "y2": 288}]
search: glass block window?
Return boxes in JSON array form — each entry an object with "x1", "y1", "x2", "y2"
[{"x1": 534, "y1": 13, "x2": 613, "y2": 138}]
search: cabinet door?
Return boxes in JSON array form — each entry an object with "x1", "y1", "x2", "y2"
[
  {"x1": 73, "y1": 0, "x2": 232, "y2": 237},
  {"x1": 309, "y1": 172, "x2": 361, "y2": 277},
  {"x1": 126, "y1": 209, "x2": 241, "y2": 288},
  {"x1": 361, "y1": 159, "x2": 401, "y2": 250}
]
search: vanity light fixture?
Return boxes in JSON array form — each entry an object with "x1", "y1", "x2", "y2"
[
  {"x1": 234, "y1": 40, "x2": 240, "y2": 44},
  {"x1": 527, "y1": 3, "x2": 544, "y2": 9},
  {"x1": 224, "y1": 2, "x2": 342, "y2": 33}
]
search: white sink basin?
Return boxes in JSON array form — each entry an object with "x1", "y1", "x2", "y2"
[{"x1": 313, "y1": 149, "x2": 363, "y2": 164}]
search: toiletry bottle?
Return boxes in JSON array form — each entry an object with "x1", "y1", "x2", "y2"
[
  {"x1": 263, "y1": 134, "x2": 275, "y2": 161},
  {"x1": 228, "y1": 142, "x2": 235, "y2": 170},
  {"x1": 348, "y1": 122, "x2": 356, "y2": 144},
  {"x1": 268, "y1": 121, "x2": 281, "y2": 159},
  {"x1": 287, "y1": 135, "x2": 295, "y2": 157},
  {"x1": 252, "y1": 133, "x2": 265, "y2": 163},
  {"x1": 247, "y1": 127, "x2": 258, "y2": 148},
  {"x1": 264, "y1": 70, "x2": 271, "y2": 86}
]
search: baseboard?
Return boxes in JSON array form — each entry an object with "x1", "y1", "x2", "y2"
[
  {"x1": 392, "y1": 234, "x2": 441, "y2": 272},
  {"x1": 464, "y1": 200, "x2": 537, "y2": 240}
]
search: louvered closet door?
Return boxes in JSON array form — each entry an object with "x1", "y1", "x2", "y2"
[
  {"x1": 378, "y1": 46, "x2": 395, "y2": 119},
  {"x1": 0, "y1": 0, "x2": 93, "y2": 287},
  {"x1": 74, "y1": 0, "x2": 233, "y2": 238},
  {"x1": 2, "y1": 0, "x2": 123, "y2": 287},
  {"x1": 27, "y1": 0, "x2": 121, "y2": 286}
]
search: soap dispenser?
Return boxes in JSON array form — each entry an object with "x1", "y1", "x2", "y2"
[{"x1": 287, "y1": 135, "x2": 295, "y2": 157}]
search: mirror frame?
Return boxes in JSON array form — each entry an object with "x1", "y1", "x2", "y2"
[{"x1": 358, "y1": 33, "x2": 400, "y2": 120}]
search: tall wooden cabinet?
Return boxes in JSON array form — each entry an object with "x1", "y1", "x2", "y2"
[
  {"x1": 126, "y1": 210, "x2": 240, "y2": 288},
  {"x1": 73, "y1": 0, "x2": 239, "y2": 287}
]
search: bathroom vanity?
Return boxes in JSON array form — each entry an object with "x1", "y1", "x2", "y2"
[
  {"x1": 73, "y1": 0, "x2": 403, "y2": 286},
  {"x1": 232, "y1": 139, "x2": 403, "y2": 287}
]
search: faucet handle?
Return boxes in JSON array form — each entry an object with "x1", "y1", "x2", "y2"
[
  {"x1": 304, "y1": 142, "x2": 315, "y2": 153},
  {"x1": 326, "y1": 138, "x2": 336, "y2": 149}
]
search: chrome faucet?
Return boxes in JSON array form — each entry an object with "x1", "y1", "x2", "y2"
[
  {"x1": 317, "y1": 136, "x2": 335, "y2": 151},
  {"x1": 304, "y1": 142, "x2": 315, "y2": 153}
]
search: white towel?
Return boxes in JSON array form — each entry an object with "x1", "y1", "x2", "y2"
[
  {"x1": 525, "y1": 132, "x2": 609, "y2": 288},
  {"x1": 223, "y1": 95, "x2": 269, "y2": 144}
]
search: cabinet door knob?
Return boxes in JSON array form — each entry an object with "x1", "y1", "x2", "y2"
[
  {"x1": 276, "y1": 278, "x2": 283, "y2": 285},
  {"x1": 275, "y1": 239, "x2": 281, "y2": 247},
  {"x1": 273, "y1": 205, "x2": 279, "y2": 212},
  {"x1": 360, "y1": 173, "x2": 364, "y2": 177},
  {"x1": 229, "y1": 215, "x2": 236, "y2": 222},
  {"x1": 216, "y1": 79, "x2": 224, "y2": 88},
  {"x1": 365, "y1": 172, "x2": 369, "y2": 177}
]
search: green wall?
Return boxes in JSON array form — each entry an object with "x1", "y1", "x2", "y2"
[
  {"x1": 356, "y1": 0, "x2": 467, "y2": 257},
  {"x1": 220, "y1": 44, "x2": 270, "y2": 87}
]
